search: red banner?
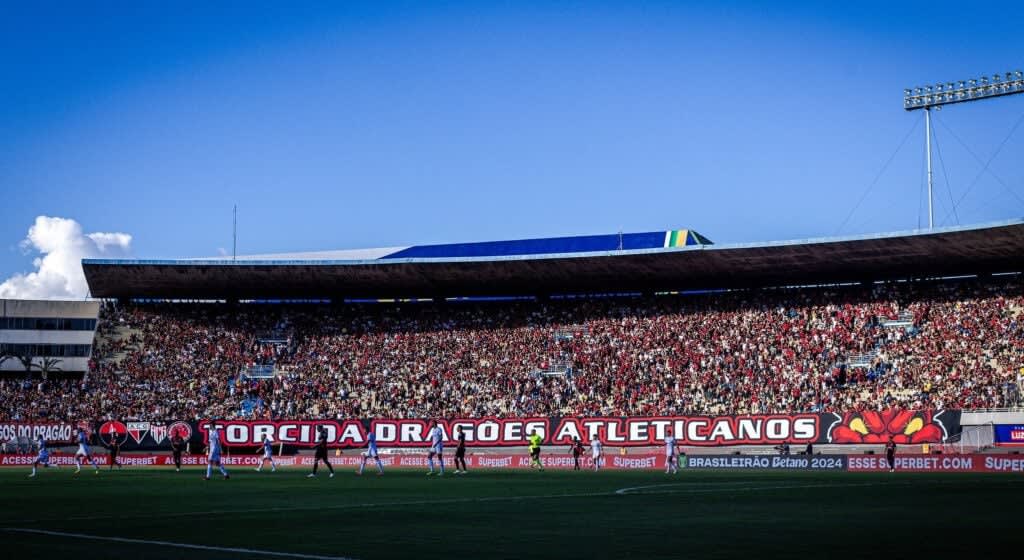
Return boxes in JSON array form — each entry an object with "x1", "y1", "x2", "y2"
[
  {"x1": 846, "y1": 454, "x2": 1024, "y2": 473},
  {"x1": 0, "y1": 452, "x2": 666, "y2": 470},
  {"x1": 1, "y1": 454, "x2": 110, "y2": 466},
  {"x1": 147, "y1": 453, "x2": 665, "y2": 470},
  {"x1": 83, "y1": 411, "x2": 960, "y2": 451},
  {"x1": 3, "y1": 453, "x2": 1022, "y2": 472},
  {"x1": 195, "y1": 415, "x2": 828, "y2": 449},
  {"x1": 0, "y1": 422, "x2": 79, "y2": 443}
]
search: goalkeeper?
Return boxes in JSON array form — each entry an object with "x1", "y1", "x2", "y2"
[{"x1": 527, "y1": 430, "x2": 544, "y2": 471}]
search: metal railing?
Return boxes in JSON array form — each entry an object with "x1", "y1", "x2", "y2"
[
  {"x1": 879, "y1": 310, "x2": 915, "y2": 329},
  {"x1": 847, "y1": 353, "x2": 877, "y2": 368},
  {"x1": 532, "y1": 360, "x2": 575, "y2": 378},
  {"x1": 240, "y1": 364, "x2": 275, "y2": 379}
]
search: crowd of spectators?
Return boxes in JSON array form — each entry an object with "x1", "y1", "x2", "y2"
[{"x1": 1, "y1": 277, "x2": 1021, "y2": 422}]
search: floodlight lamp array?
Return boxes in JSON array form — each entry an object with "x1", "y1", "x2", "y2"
[{"x1": 904, "y1": 70, "x2": 1024, "y2": 110}]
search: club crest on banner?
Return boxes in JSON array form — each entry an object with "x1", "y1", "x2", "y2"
[
  {"x1": 150, "y1": 424, "x2": 168, "y2": 444},
  {"x1": 98, "y1": 421, "x2": 128, "y2": 446},
  {"x1": 127, "y1": 422, "x2": 151, "y2": 444},
  {"x1": 168, "y1": 421, "x2": 192, "y2": 440},
  {"x1": 826, "y1": 409, "x2": 949, "y2": 444}
]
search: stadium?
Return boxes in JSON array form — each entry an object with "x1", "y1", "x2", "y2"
[
  {"x1": 5, "y1": 5, "x2": 1024, "y2": 560},
  {"x1": 3, "y1": 220, "x2": 1024, "y2": 558}
]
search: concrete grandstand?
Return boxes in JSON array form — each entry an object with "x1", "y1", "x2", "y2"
[{"x1": 3, "y1": 220, "x2": 1021, "y2": 459}]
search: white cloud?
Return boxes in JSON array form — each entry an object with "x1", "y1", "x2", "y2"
[{"x1": 0, "y1": 216, "x2": 132, "y2": 300}]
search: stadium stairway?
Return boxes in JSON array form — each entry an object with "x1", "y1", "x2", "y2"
[
  {"x1": 93, "y1": 325, "x2": 143, "y2": 367},
  {"x1": 847, "y1": 310, "x2": 922, "y2": 371}
]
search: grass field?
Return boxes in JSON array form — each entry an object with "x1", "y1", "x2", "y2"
[{"x1": 3, "y1": 466, "x2": 1023, "y2": 559}]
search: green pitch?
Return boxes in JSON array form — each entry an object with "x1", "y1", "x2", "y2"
[{"x1": 2, "y1": 467, "x2": 1022, "y2": 559}]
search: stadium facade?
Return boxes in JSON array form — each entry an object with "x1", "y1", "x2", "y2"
[
  {"x1": 0, "y1": 299, "x2": 99, "y2": 373},
  {"x1": 3, "y1": 220, "x2": 1023, "y2": 457}
]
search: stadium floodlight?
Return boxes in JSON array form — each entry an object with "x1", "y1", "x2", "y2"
[
  {"x1": 904, "y1": 70, "x2": 1024, "y2": 110},
  {"x1": 903, "y1": 69, "x2": 1024, "y2": 229}
]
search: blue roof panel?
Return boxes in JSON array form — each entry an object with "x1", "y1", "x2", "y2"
[{"x1": 380, "y1": 231, "x2": 677, "y2": 259}]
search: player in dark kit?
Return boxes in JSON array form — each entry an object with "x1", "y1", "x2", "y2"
[
  {"x1": 108, "y1": 437, "x2": 123, "y2": 470},
  {"x1": 308, "y1": 426, "x2": 335, "y2": 478},
  {"x1": 453, "y1": 426, "x2": 468, "y2": 474},
  {"x1": 885, "y1": 437, "x2": 896, "y2": 473},
  {"x1": 571, "y1": 437, "x2": 585, "y2": 470},
  {"x1": 170, "y1": 432, "x2": 186, "y2": 472}
]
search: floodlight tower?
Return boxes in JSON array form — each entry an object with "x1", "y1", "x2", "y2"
[{"x1": 903, "y1": 70, "x2": 1024, "y2": 229}]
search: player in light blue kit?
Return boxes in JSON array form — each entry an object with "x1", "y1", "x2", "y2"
[
  {"x1": 74, "y1": 427, "x2": 100, "y2": 474},
  {"x1": 255, "y1": 435, "x2": 277, "y2": 472},
  {"x1": 28, "y1": 436, "x2": 58, "y2": 477},
  {"x1": 357, "y1": 432, "x2": 384, "y2": 476},
  {"x1": 425, "y1": 421, "x2": 445, "y2": 476},
  {"x1": 205, "y1": 422, "x2": 230, "y2": 480}
]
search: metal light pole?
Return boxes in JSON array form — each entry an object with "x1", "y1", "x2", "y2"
[
  {"x1": 925, "y1": 107, "x2": 933, "y2": 228},
  {"x1": 903, "y1": 70, "x2": 1024, "y2": 229}
]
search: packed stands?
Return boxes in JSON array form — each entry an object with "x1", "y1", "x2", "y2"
[{"x1": 1, "y1": 277, "x2": 1021, "y2": 422}]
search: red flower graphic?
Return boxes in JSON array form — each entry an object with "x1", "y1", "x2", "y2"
[{"x1": 830, "y1": 409, "x2": 945, "y2": 444}]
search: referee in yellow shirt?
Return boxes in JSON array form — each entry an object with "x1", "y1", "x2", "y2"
[{"x1": 528, "y1": 430, "x2": 544, "y2": 471}]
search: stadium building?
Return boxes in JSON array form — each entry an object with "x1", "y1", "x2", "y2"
[
  {"x1": 79, "y1": 219, "x2": 1024, "y2": 416},
  {"x1": 0, "y1": 299, "x2": 99, "y2": 375},
  {"x1": 4, "y1": 220, "x2": 1023, "y2": 455}
]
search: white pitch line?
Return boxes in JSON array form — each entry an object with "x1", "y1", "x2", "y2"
[
  {"x1": 2, "y1": 528, "x2": 357, "y2": 560},
  {"x1": 612, "y1": 480, "x2": 784, "y2": 494},
  {"x1": 615, "y1": 481, "x2": 893, "y2": 495}
]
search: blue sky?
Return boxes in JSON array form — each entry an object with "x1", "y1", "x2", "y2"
[{"x1": 2, "y1": 1, "x2": 1023, "y2": 289}]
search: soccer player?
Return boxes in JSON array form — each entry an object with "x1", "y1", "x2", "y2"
[
  {"x1": 205, "y1": 422, "x2": 230, "y2": 480},
  {"x1": 425, "y1": 421, "x2": 444, "y2": 476},
  {"x1": 452, "y1": 426, "x2": 468, "y2": 474},
  {"x1": 170, "y1": 431, "x2": 186, "y2": 472},
  {"x1": 664, "y1": 435, "x2": 679, "y2": 474},
  {"x1": 255, "y1": 435, "x2": 277, "y2": 472},
  {"x1": 74, "y1": 427, "x2": 100, "y2": 474},
  {"x1": 107, "y1": 436, "x2": 123, "y2": 470},
  {"x1": 28, "y1": 436, "x2": 58, "y2": 478},
  {"x1": 308, "y1": 425, "x2": 334, "y2": 478},
  {"x1": 357, "y1": 432, "x2": 384, "y2": 476},
  {"x1": 590, "y1": 438, "x2": 603, "y2": 471},
  {"x1": 571, "y1": 437, "x2": 585, "y2": 471},
  {"x1": 527, "y1": 430, "x2": 544, "y2": 471},
  {"x1": 885, "y1": 436, "x2": 897, "y2": 473}
]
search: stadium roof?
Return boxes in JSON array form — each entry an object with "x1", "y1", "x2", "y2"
[
  {"x1": 83, "y1": 220, "x2": 1024, "y2": 300},
  {"x1": 189, "y1": 228, "x2": 711, "y2": 261}
]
